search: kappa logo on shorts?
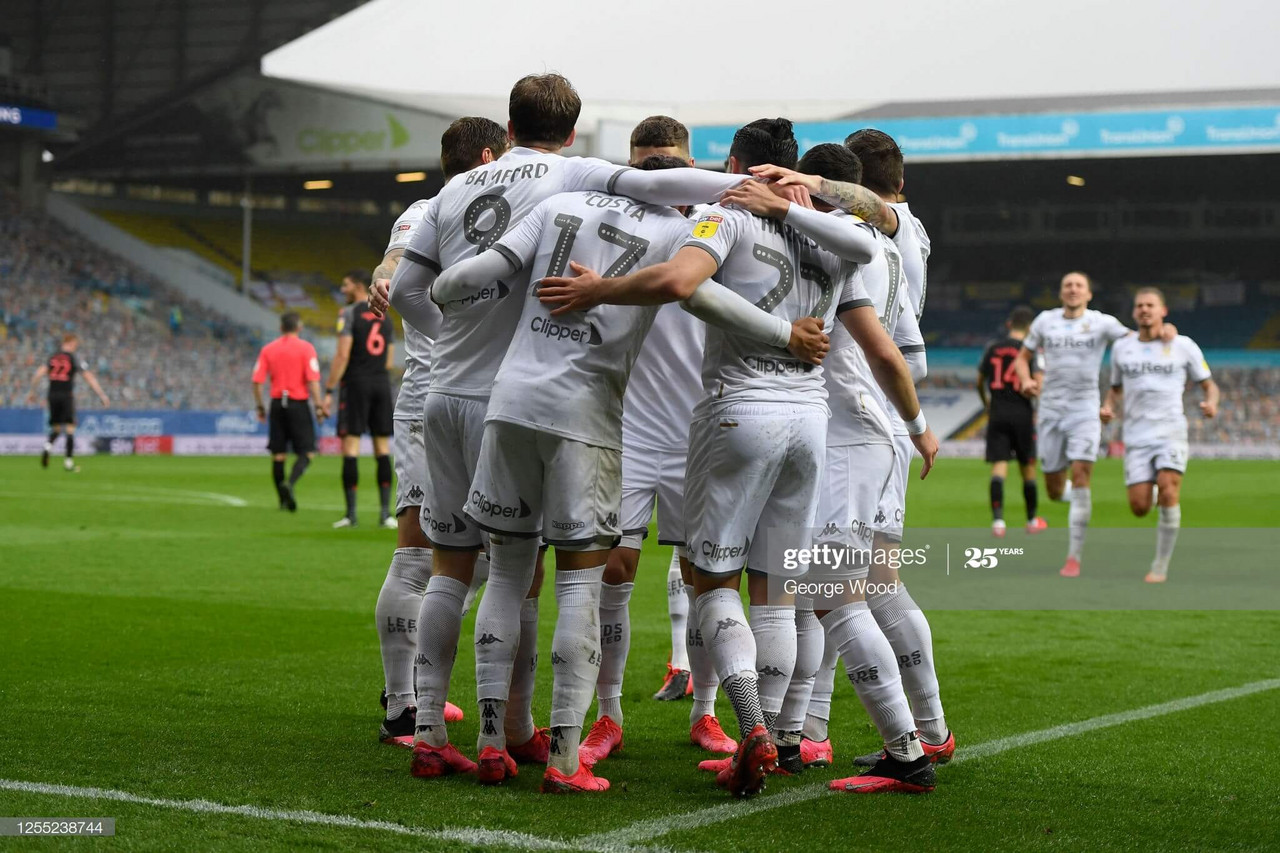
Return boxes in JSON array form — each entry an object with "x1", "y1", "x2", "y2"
[
  {"x1": 604, "y1": 511, "x2": 618, "y2": 528},
  {"x1": 408, "y1": 420, "x2": 424, "y2": 436},
  {"x1": 551, "y1": 519, "x2": 585, "y2": 531},
  {"x1": 874, "y1": 509, "x2": 887, "y2": 526},
  {"x1": 470, "y1": 491, "x2": 532, "y2": 519},
  {"x1": 407, "y1": 484, "x2": 424, "y2": 503},
  {"x1": 819, "y1": 521, "x2": 842, "y2": 537}
]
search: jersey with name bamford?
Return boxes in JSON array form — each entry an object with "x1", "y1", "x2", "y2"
[
  {"x1": 485, "y1": 191, "x2": 691, "y2": 451},
  {"x1": 1110, "y1": 334, "x2": 1210, "y2": 445},
  {"x1": 683, "y1": 205, "x2": 866, "y2": 417},
  {"x1": 1023, "y1": 307, "x2": 1130, "y2": 415},
  {"x1": 386, "y1": 197, "x2": 437, "y2": 420},
  {"x1": 825, "y1": 215, "x2": 902, "y2": 447},
  {"x1": 406, "y1": 148, "x2": 628, "y2": 400}
]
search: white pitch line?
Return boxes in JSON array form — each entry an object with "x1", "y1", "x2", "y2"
[
  {"x1": 0, "y1": 779, "x2": 674, "y2": 853},
  {"x1": 579, "y1": 677, "x2": 1280, "y2": 849},
  {"x1": 0, "y1": 487, "x2": 248, "y2": 508}
]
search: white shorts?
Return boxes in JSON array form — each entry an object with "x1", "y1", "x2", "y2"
[
  {"x1": 1124, "y1": 440, "x2": 1188, "y2": 486},
  {"x1": 884, "y1": 432, "x2": 914, "y2": 539},
  {"x1": 684, "y1": 403, "x2": 827, "y2": 578},
  {"x1": 1039, "y1": 409, "x2": 1101, "y2": 472},
  {"x1": 619, "y1": 443, "x2": 687, "y2": 550},
  {"x1": 814, "y1": 443, "x2": 897, "y2": 580},
  {"x1": 466, "y1": 420, "x2": 622, "y2": 550},
  {"x1": 393, "y1": 416, "x2": 427, "y2": 516},
  {"x1": 421, "y1": 392, "x2": 486, "y2": 550}
]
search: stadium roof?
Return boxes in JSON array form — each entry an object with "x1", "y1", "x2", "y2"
[
  {"x1": 4, "y1": 0, "x2": 370, "y2": 142},
  {"x1": 842, "y1": 88, "x2": 1280, "y2": 120}
]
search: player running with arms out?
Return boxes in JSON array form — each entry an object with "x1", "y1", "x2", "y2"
[
  {"x1": 1013, "y1": 272, "x2": 1178, "y2": 577},
  {"x1": 384, "y1": 74, "x2": 755, "y2": 785},
  {"x1": 368, "y1": 117, "x2": 510, "y2": 749},
  {"x1": 541, "y1": 119, "x2": 935, "y2": 798},
  {"x1": 1100, "y1": 288, "x2": 1217, "y2": 583},
  {"x1": 432, "y1": 152, "x2": 828, "y2": 793},
  {"x1": 720, "y1": 144, "x2": 947, "y2": 792},
  {"x1": 28, "y1": 332, "x2": 109, "y2": 471},
  {"x1": 746, "y1": 138, "x2": 956, "y2": 779},
  {"x1": 978, "y1": 306, "x2": 1047, "y2": 537},
  {"x1": 324, "y1": 270, "x2": 397, "y2": 529},
  {"x1": 251, "y1": 313, "x2": 324, "y2": 510}
]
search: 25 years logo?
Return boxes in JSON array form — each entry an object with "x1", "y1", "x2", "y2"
[{"x1": 963, "y1": 547, "x2": 1024, "y2": 568}]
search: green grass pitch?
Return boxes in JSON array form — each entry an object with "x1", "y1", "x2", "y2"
[{"x1": 1, "y1": 455, "x2": 1277, "y2": 851}]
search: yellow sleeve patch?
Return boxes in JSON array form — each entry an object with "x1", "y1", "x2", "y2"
[{"x1": 692, "y1": 215, "x2": 722, "y2": 239}]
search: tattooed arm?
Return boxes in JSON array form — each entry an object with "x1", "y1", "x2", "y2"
[{"x1": 748, "y1": 164, "x2": 899, "y2": 236}]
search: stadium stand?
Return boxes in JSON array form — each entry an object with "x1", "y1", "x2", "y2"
[
  {"x1": 90, "y1": 208, "x2": 383, "y2": 332},
  {"x1": 0, "y1": 192, "x2": 265, "y2": 411}
]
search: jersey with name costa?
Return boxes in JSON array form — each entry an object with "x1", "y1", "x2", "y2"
[
  {"x1": 889, "y1": 201, "x2": 930, "y2": 320},
  {"x1": 386, "y1": 197, "x2": 439, "y2": 419},
  {"x1": 485, "y1": 191, "x2": 692, "y2": 451},
  {"x1": 404, "y1": 148, "x2": 628, "y2": 400},
  {"x1": 1110, "y1": 334, "x2": 1210, "y2": 445},
  {"x1": 1023, "y1": 307, "x2": 1130, "y2": 414},
  {"x1": 683, "y1": 205, "x2": 867, "y2": 417},
  {"x1": 825, "y1": 215, "x2": 902, "y2": 447}
]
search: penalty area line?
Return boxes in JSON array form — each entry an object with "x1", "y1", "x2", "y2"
[
  {"x1": 579, "y1": 676, "x2": 1280, "y2": 849},
  {"x1": 0, "y1": 779, "x2": 674, "y2": 853}
]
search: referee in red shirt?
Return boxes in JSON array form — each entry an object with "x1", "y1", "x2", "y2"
[{"x1": 252, "y1": 312, "x2": 326, "y2": 510}]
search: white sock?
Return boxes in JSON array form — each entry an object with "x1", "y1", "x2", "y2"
[
  {"x1": 1068, "y1": 486, "x2": 1091, "y2": 560},
  {"x1": 686, "y1": 584, "x2": 717, "y2": 724},
  {"x1": 776, "y1": 608, "x2": 823, "y2": 746},
  {"x1": 596, "y1": 581, "x2": 633, "y2": 723},
  {"x1": 412, "y1": 573, "x2": 467, "y2": 746},
  {"x1": 505, "y1": 596, "x2": 540, "y2": 746},
  {"x1": 1153, "y1": 504, "x2": 1182, "y2": 576},
  {"x1": 474, "y1": 535, "x2": 539, "y2": 751},
  {"x1": 548, "y1": 565, "x2": 606, "y2": 775},
  {"x1": 868, "y1": 584, "x2": 946, "y2": 743},
  {"x1": 1059, "y1": 480, "x2": 1074, "y2": 503},
  {"x1": 803, "y1": 634, "x2": 838, "y2": 742},
  {"x1": 821, "y1": 602, "x2": 917, "y2": 752},
  {"x1": 376, "y1": 547, "x2": 431, "y2": 719},
  {"x1": 462, "y1": 552, "x2": 489, "y2": 617},
  {"x1": 666, "y1": 553, "x2": 690, "y2": 671},
  {"x1": 749, "y1": 605, "x2": 796, "y2": 733},
  {"x1": 698, "y1": 587, "x2": 761, "y2": 738}
]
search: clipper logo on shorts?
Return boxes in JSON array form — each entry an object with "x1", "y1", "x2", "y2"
[
  {"x1": 701, "y1": 538, "x2": 750, "y2": 562},
  {"x1": 470, "y1": 491, "x2": 533, "y2": 519},
  {"x1": 423, "y1": 504, "x2": 468, "y2": 534},
  {"x1": 849, "y1": 518, "x2": 873, "y2": 540}
]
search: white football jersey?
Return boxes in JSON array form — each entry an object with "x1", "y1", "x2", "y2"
[
  {"x1": 1023, "y1": 307, "x2": 1130, "y2": 415},
  {"x1": 682, "y1": 205, "x2": 867, "y2": 417},
  {"x1": 484, "y1": 191, "x2": 692, "y2": 450},
  {"x1": 622, "y1": 302, "x2": 704, "y2": 452},
  {"x1": 404, "y1": 148, "x2": 628, "y2": 400},
  {"x1": 1110, "y1": 334, "x2": 1211, "y2": 445},
  {"x1": 889, "y1": 201, "x2": 930, "y2": 320},
  {"x1": 826, "y1": 216, "x2": 905, "y2": 447},
  {"x1": 386, "y1": 197, "x2": 438, "y2": 420}
]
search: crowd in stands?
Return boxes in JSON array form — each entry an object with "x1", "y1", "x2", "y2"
[{"x1": 0, "y1": 193, "x2": 265, "y2": 411}]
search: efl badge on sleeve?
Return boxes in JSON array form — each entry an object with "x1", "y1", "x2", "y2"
[{"x1": 692, "y1": 215, "x2": 723, "y2": 239}]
